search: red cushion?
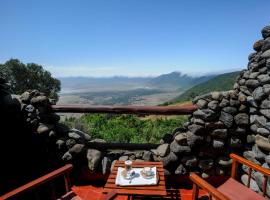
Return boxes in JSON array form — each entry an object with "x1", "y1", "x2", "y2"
[{"x1": 217, "y1": 178, "x2": 265, "y2": 200}]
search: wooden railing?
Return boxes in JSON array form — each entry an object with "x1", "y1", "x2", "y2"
[
  {"x1": 51, "y1": 104, "x2": 197, "y2": 150},
  {"x1": 1, "y1": 164, "x2": 73, "y2": 200},
  {"x1": 50, "y1": 104, "x2": 197, "y2": 115}
]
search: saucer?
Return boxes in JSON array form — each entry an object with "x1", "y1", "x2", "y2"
[{"x1": 140, "y1": 170, "x2": 155, "y2": 179}]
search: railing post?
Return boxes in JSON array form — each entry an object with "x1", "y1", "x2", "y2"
[
  {"x1": 64, "y1": 173, "x2": 71, "y2": 193},
  {"x1": 192, "y1": 183, "x2": 199, "y2": 200},
  {"x1": 231, "y1": 159, "x2": 238, "y2": 179}
]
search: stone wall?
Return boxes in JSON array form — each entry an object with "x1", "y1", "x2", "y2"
[{"x1": 1, "y1": 24, "x2": 270, "y2": 197}]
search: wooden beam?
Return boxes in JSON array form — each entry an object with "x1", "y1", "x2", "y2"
[
  {"x1": 50, "y1": 104, "x2": 197, "y2": 115},
  {"x1": 87, "y1": 142, "x2": 159, "y2": 150}
]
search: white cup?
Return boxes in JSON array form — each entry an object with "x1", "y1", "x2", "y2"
[{"x1": 143, "y1": 167, "x2": 152, "y2": 176}]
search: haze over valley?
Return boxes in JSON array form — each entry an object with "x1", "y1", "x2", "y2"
[{"x1": 58, "y1": 71, "x2": 226, "y2": 105}]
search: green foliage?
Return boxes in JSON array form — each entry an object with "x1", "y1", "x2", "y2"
[
  {"x1": 167, "y1": 71, "x2": 240, "y2": 104},
  {"x1": 64, "y1": 114, "x2": 188, "y2": 143},
  {"x1": 0, "y1": 59, "x2": 61, "y2": 100}
]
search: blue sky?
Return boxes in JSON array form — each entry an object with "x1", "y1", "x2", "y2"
[{"x1": 0, "y1": 0, "x2": 269, "y2": 77}]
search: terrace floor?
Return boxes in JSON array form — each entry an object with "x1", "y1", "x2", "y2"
[{"x1": 71, "y1": 185, "x2": 209, "y2": 200}]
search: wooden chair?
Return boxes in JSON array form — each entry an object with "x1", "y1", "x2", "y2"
[
  {"x1": 0, "y1": 164, "x2": 117, "y2": 200},
  {"x1": 190, "y1": 153, "x2": 270, "y2": 200},
  {"x1": 0, "y1": 164, "x2": 74, "y2": 200}
]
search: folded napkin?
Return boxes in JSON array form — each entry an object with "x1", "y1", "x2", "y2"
[{"x1": 115, "y1": 167, "x2": 158, "y2": 186}]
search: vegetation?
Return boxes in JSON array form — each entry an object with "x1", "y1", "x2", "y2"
[
  {"x1": 164, "y1": 71, "x2": 240, "y2": 104},
  {"x1": 64, "y1": 114, "x2": 188, "y2": 143},
  {"x1": 0, "y1": 59, "x2": 61, "y2": 100}
]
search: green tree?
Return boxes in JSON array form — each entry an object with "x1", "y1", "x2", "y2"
[{"x1": 0, "y1": 59, "x2": 61, "y2": 100}]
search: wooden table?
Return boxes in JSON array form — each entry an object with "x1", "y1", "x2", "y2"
[{"x1": 104, "y1": 161, "x2": 166, "y2": 198}]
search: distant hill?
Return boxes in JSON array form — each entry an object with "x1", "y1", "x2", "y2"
[
  {"x1": 165, "y1": 71, "x2": 240, "y2": 104},
  {"x1": 147, "y1": 72, "x2": 215, "y2": 90}
]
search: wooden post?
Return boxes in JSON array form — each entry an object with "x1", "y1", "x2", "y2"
[
  {"x1": 64, "y1": 173, "x2": 71, "y2": 193},
  {"x1": 231, "y1": 159, "x2": 238, "y2": 179},
  {"x1": 192, "y1": 183, "x2": 199, "y2": 200}
]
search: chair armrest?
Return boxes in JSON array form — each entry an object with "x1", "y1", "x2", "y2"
[
  {"x1": 1, "y1": 164, "x2": 73, "y2": 200},
  {"x1": 230, "y1": 153, "x2": 270, "y2": 177},
  {"x1": 99, "y1": 189, "x2": 117, "y2": 200},
  {"x1": 190, "y1": 173, "x2": 230, "y2": 200}
]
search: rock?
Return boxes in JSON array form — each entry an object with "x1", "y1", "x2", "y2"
[
  {"x1": 205, "y1": 121, "x2": 224, "y2": 129},
  {"x1": 263, "y1": 84, "x2": 270, "y2": 95},
  {"x1": 198, "y1": 147, "x2": 217, "y2": 157},
  {"x1": 257, "y1": 128, "x2": 270, "y2": 136},
  {"x1": 142, "y1": 151, "x2": 152, "y2": 161},
  {"x1": 265, "y1": 155, "x2": 270, "y2": 165},
  {"x1": 247, "y1": 96, "x2": 258, "y2": 107},
  {"x1": 196, "y1": 99, "x2": 208, "y2": 109},
  {"x1": 87, "y1": 149, "x2": 102, "y2": 171},
  {"x1": 208, "y1": 100, "x2": 219, "y2": 110},
  {"x1": 238, "y1": 93, "x2": 247, "y2": 103},
  {"x1": 181, "y1": 156, "x2": 198, "y2": 167},
  {"x1": 156, "y1": 144, "x2": 169, "y2": 157},
  {"x1": 219, "y1": 98, "x2": 230, "y2": 107},
  {"x1": 37, "y1": 123, "x2": 54, "y2": 134},
  {"x1": 30, "y1": 96, "x2": 49, "y2": 106},
  {"x1": 249, "y1": 107, "x2": 258, "y2": 114},
  {"x1": 65, "y1": 139, "x2": 76, "y2": 149},
  {"x1": 252, "y1": 144, "x2": 267, "y2": 162},
  {"x1": 186, "y1": 131, "x2": 203, "y2": 147},
  {"x1": 211, "y1": 92, "x2": 222, "y2": 100},
  {"x1": 192, "y1": 118, "x2": 205, "y2": 126},
  {"x1": 90, "y1": 138, "x2": 106, "y2": 143},
  {"x1": 262, "y1": 37, "x2": 270, "y2": 52},
  {"x1": 193, "y1": 109, "x2": 217, "y2": 121},
  {"x1": 174, "y1": 133, "x2": 187, "y2": 145},
  {"x1": 245, "y1": 79, "x2": 260, "y2": 88},
  {"x1": 119, "y1": 156, "x2": 129, "y2": 161},
  {"x1": 258, "y1": 74, "x2": 270, "y2": 84},
  {"x1": 239, "y1": 104, "x2": 247, "y2": 112},
  {"x1": 230, "y1": 99, "x2": 240, "y2": 107},
  {"x1": 170, "y1": 140, "x2": 191, "y2": 154},
  {"x1": 175, "y1": 164, "x2": 187, "y2": 175},
  {"x1": 217, "y1": 157, "x2": 232, "y2": 167},
  {"x1": 69, "y1": 144, "x2": 85, "y2": 155},
  {"x1": 102, "y1": 157, "x2": 112, "y2": 174},
  {"x1": 261, "y1": 99, "x2": 270, "y2": 109},
  {"x1": 229, "y1": 137, "x2": 242, "y2": 148},
  {"x1": 20, "y1": 91, "x2": 31, "y2": 103},
  {"x1": 253, "y1": 87, "x2": 265, "y2": 101},
  {"x1": 238, "y1": 79, "x2": 246, "y2": 85},
  {"x1": 241, "y1": 174, "x2": 260, "y2": 192},
  {"x1": 253, "y1": 39, "x2": 264, "y2": 51},
  {"x1": 261, "y1": 49, "x2": 270, "y2": 59},
  {"x1": 70, "y1": 128, "x2": 91, "y2": 140},
  {"x1": 251, "y1": 115, "x2": 267, "y2": 126},
  {"x1": 110, "y1": 160, "x2": 116, "y2": 172},
  {"x1": 251, "y1": 124, "x2": 259, "y2": 133},
  {"x1": 222, "y1": 106, "x2": 237, "y2": 114},
  {"x1": 255, "y1": 135, "x2": 270, "y2": 151},
  {"x1": 247, "y1": 135, "x2": 256, "y2": 143},
  {"x1": 188, "y1": 124, "x2": 204, "y2": 135},
  {"x1": 199, "y1": 159, "x2": 214, "y2": 170},
  {"x1": 24, "y1": 104, "x2": 35, "y2": 113},
  {"x1": 216, "y1": 167, "x2": 226, "y2": 175},
  {"x1": 62, "y1": 152, "x2": 72, "y2": 161},
  {"x1": 248, "y1": 52, "x2": 257, "y2": 61},
  {"x1": 233, "y1": 127, "x2": 246, "y2": 136},
  {"x1": 219, "y1": 111, "x2": 234, "y2": 128},
  {"x1": 210, "y1": 129, "x2": 227, "y2": 139},
  {"x1": 262, "y1": 25, "x2": 270, "y2": 39},
  {"x1": 213, "y1": 139, "x2": 225, "y2": 149},
  {"x1": 234, "y1": 113, "x2": 249, "y2": 125},
  {"x1": 260, "y1": 109, "x2": 270, "y2": 119},
  {"x1": 68, "y1": 132, "x2": 81, "y2": 139},
  {"x1": 161, "y1": 152, "x2": 178, "y2": 167}
]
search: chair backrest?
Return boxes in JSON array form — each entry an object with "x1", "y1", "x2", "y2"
[{"x1": 230, "y1": 153, "x2": 270, "y2": 197}]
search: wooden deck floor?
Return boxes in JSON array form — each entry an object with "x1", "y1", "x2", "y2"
[{"x1": 71, "y1": 185, "x2": 209, "y2": 200}]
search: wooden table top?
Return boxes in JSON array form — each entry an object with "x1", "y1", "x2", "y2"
[{"x1": 104, "y1": 161, "x2": 167, "y2": 196}]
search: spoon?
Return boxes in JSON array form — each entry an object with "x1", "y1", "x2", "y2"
[{"x1": 129, "y1": 171, "x2": 136, "y2": 183}]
